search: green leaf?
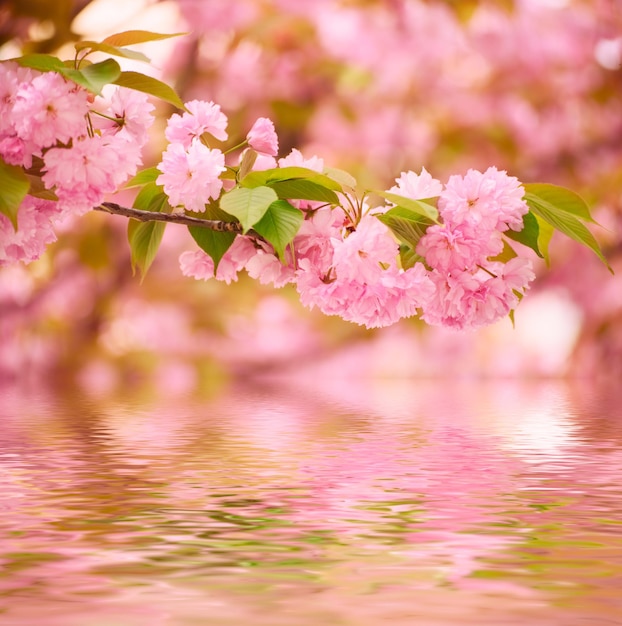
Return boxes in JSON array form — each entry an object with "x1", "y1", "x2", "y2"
[
  {"x1": 75, "y1": 58, "x2": 121, "y2": 94},
  {"x1": 0, "y1": 158, "x2": 30, "y2": 230},
  {"x1": 270, "y1": 179, "x2": 339, "y2": 204},
  {"x1": 375, "y1": 190, "x2": 439, "y2": 221},
  {"x1": 188, "y1": 203, "x2": 238, "y2": 270},
  {"x1": 323, "y1": 167, "x2": 357, "y2": 190},
  {"x1": 220, "y1": 186, "x2": 278, "y2": 233},
  {"x1": 13, "y1": 54, "x2": 66, "y2": 73},
  {"x1": 125, "y1": 167, "x2": 161, "y2": 189},
  {"x1": 75, "y1": 41, "x2": 151, "y2": 63},
  {"x1": 241, "y1": 167, "x2": 342, "y2": 191},
  {"x1": 12, "y1": 55, "x2": 119, "y2": 94},
  {"x1": 252, "y1": 200, "x2": 304, "y2": 260},
  {"x1": 127, "y1": 192, "x2": 168, "y2": 279},
  {"x1": 535, "y1": 215, "x2": 554, "y2": 266},
  {"x1": 102, "y1": 30, "x2": 186, "y2": 47},
  {"x1": 399, "y1": 244, "x2": 424, "y2": 270},
  {"x1": 505, "y1": 210, "x2": 542, "y2": 257},
  {"x1": 12, "y1": 55, "x2": 120, "y2": 94},
  {"x1": 113, "y1": 71, "x2": 185, "y2": 109},
  {"x1": 128, "y1": 221, "x2": 166, "y2": 279},
  {"x1": 525, "y1": 192, "x2": 612, "y2": 272},
  {"x1": 133, "y1": 181, "x2": 163, "y2": 211},
  {"x1": 376, "y1": 207, "x2": 434, "y2": 250},
  {"x1": 524, "y1": 183, "x2": 597, "y2": 223}
]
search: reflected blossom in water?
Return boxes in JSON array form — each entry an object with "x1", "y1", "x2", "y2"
[{"x1": 1, "y1": 381, "x2": 622, "y2": 625}]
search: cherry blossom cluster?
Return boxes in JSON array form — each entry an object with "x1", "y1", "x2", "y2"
[
  {"x1": 156, "y1": 99, "x2": 279, "y2": 213},
  {"x1": 411, "y1": 168, "x2": 535, "y2": 330},
  {"x1": 0, "y1": 61, "x2": 154, "y2": 265},
  {"x1": 168, "y1": 102, "x2": 535, "y2": 330}
]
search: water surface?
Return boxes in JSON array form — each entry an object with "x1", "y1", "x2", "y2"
[{"x1": 1, "y1": 379, "x2": 622, "y2": 625}]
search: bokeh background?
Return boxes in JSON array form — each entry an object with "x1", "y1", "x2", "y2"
[{"x1": 1, "y1": 0, "x2": 621, "y2": 392}]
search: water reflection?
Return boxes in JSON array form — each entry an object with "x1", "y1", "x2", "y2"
[{"x1": 1, "y1": 379, "x2": 622, "y2": 625}]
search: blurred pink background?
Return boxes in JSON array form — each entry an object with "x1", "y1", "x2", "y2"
[{"x1": 1, "y1": 0, "x2": 621, "y2": 389}]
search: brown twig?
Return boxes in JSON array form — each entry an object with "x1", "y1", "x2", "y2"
[{"x1": 96, "y1": 202, "x2": 243, "y2": 233}]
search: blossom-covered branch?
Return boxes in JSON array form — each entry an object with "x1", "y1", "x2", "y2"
[{"x1": 0, "y1": 30, "x2": 611, "y2": 332}]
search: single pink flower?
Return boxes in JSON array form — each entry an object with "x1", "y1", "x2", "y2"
[
  {"x1": 94, "y1": 86, "x2": 155, "y2": 144},
  {"x1": 439, "y1": 167, "x2": 528, "y2": 232},
  {"x1": 294, "y1": 206, "x2": 346, "y2": 270},
  {"x1": 179, "y1": 250, "x2": 214, "y2": 280},
  {"x1": 278, "y1": 148, "x2": 324, "y2": 172},
  {"x1": 157, "y1": 141, "x2": 225, "y2": 212},
  {"x1": 417, "y1": 223, "x2": 503, "y2": 273},
  {"x1": 246, "y1": 248, "x2": 295, "y2": 287},
  {"x1": 388, "y1": 167, "x2": 443, "y2": 201},
  {"x1": 13, "y1": 72, "x2": 89, "y2": 152},
  {"x1": 43, "y1": 135, "x2": 120, "y2": 216},
  {"x1": 0, "y1": 196, "x2": 60, "y2": 266},
  {"x1": 332, "y1": 214, "x2": 399, "y2": 284},
  {"x1": 165, "y1": 100, "x2": 228, "y2": 148},
  {"x1": 246, "y1": 117, "x2": 279, "y2": 156},
  {"x1": 0, "y1": 134, "x2": 32, "y2": 168}
]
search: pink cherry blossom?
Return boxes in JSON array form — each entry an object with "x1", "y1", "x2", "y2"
[
  {"x1": 0, "y1": 62, "x2": 30, "y2": 121},
  {"x1": 439, "y1": 167, "x2": 529, "y2": 232},
  {"x1": 496, "y1": 257, "x2": 535, "y2": 294},
  {"x1": 278, "y1": 148, "x2": 324, "y2": 172},
  {"x1": 0, "y1": 135, "x2": 32, "y2": 168},
  {"x1": 421, "y1": 264, "x2": 531, "y2": 331},
  {"x1": 93, "y1": 86, "x2": 155, "y2": 144},
  {"x1": 332, "y1": 214, "x2": 400, "y2": 283},
  {"x1": 0, "y1": 196, "x2": 61, "y2": 266},
  {"x1": 179, "y1": 249, "x2": 214, "y2": 280},
  {"x1": 245, "y1": 247, "x2": 295, "y2": 287},
  {"x1": 246, "y1": 117, "x2": 279, "y2": 156},
  {"x1": 165, "y1": 100, "x2": 228, "y2": 148},
  {"x1": 294, "y1": 206, "x2": 346, "y2": 269},
  {"x1": 388, "y1": 167, "x2": 443, "y2": 201},
  {"x1": 43, "y1": 135, "x2": 120, "y2": 216},
  {"x1": 180, "y1": 236, "x2": 257, "y2": 285},
  {"x1": 12, "y1": 72, "x2": 89, "y2": 153},
  {"x1": 294, "y1": 214, "x2": 435, "y2": 328},
  {"x1": 218, "y1": 236, "x2": 258, "y2": 282},
  {"x1": 0, "y1": 63, "x2": 36, "y2": 167},
  {"x1": 296, "y1": 255, "x2": 434, "y2": 329},
  {"x1": 417, "y1": 223, "x2": 503, "y2": 273},
  {"x1": 157, "y1": 141, "x2": 225, "y2": 213}
]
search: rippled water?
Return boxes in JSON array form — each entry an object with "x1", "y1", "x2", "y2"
[{"x1": 1, "y1": 378, "x2": 622, "y2": 626}]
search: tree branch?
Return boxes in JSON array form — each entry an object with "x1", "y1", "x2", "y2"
[{"x1": 96, "y1": 202, "x2": 243, "y2": 233}]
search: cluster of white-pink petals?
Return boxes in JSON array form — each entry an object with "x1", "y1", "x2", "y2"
[
  {"x1": 0, "y1": 197, "x2": 61, "y2": 266},
  {"x1": 0, "y1": 63, "x2": 89, "y2": 169},
  {"x1": 157, "y1": 105, "x2": 282, "y2": 213},
  {"x1": 1, "y1": 63, "x2": 154, "y2": 265},
  {"x1": 180, "y1": 143, "x2": 535, "y2": 330},
  {"x1": 414, "y1": 167, "x2": 535, "y2": 330},
  {"x1": 156, "y1": 101, "x2": 229, "y2": 212}
]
